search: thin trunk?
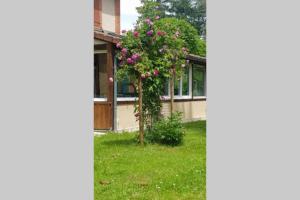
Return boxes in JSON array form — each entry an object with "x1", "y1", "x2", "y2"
[
  {"x1": 138, "y1": 76, "x2": 144, "y2": 145},
  {"x1": 170, "y1": 71, "x2": 174, "y2": 114}
]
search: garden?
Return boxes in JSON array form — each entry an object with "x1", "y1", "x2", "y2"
[
  {"x1": 94, "y1": 120, "x2": 206, "y2": 200},
  {"x1": 94, "y1": 1, "x2": 206, "y2": 199}
]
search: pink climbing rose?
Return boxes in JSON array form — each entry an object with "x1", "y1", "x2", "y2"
[
  {"x1": 157, "y1": 31, "x2": 165, "y2": 36},
  {"x1": 121, "y1": 48, "x2": 127, "y2": 54},
  {"x1": 127, "y1": 58, "x2": 134, "y2": 64},
  {"x1": 131, "y1": 53, "x2": 140, "y2": 61},
  {"x1": 116, "y1": 42, "x2": 122, "y2": 48},
  {"x1": 145, "y1": 18, "x2": 152, "y2": 25},
  {"x1": 153, "y1": 69, "x2": 159, "y2": 76},
  {"x1": 147, "y1": 30, "x2": 153, "y2": 36},
  {"x1": 133, "y1": 31, "x2": 139, "y2": 38}
]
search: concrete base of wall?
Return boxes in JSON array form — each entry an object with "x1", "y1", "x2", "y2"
[{"x1": 116, "y1": 100, "x2": 206, "y2": 132}]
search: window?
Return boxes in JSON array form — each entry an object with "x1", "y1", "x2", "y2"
[
  {"x1": 117, "y1": 77, "x2": 137, "y2": 97},
  {"x1": 192, "y1": 65, "x2": 206, "y2": 96},
  {"x1": 173, "y1": 66, "x2": 191, "y2": 97},
  {"x1": 182, "y1": 67, "x2": 190, "y2": 96},
  {"x1": 163, "y1": 66, "x2": 192, "y2": 98},
  {"x1": 174, "y1": 78, "x2": 180, "y2": 96},
  {"x1": 163, "y1": 80, "x2": 169, "y2": 96},
  {"x1": 94, "y1": 53, "x2": 108, "y2": 98}
]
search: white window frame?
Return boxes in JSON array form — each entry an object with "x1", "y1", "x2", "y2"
[
  {"x1": 94, "y1": 98, "x2": 107, "y2": 102},
  {"x1": 117, "y1": 97, "x2": 137, "y2": 101},
  {"x1": 163, "y1": 65, "x2": 193, "y2": 100}
]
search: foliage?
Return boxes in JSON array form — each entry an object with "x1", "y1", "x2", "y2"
[
  {"x1": 154, "y1": 0, "x2": 206, "y2": 37},
  {"x1": 145, "y1": 112, "x2": 184, "y2": 146},
  {"x1": 94, "y1": 121, "x2": 206, "y2": 200},
  {"x1": 117, "y1": 1, "x2": 190, "y2": 130},
  {"x1": 154, "y1": 17, "x2": 206, "y2": 56}
]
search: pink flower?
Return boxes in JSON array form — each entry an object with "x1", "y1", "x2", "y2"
[
  {"x1": 153, "y1": 69, "x2": 159, "y2": 76},
  {"x1": 121, "y1": 48, "x2": 127, "y2": 54},
  {"x1": 131, "y1": 53, "x2": 140, "y2": 61},
  {"x1": 127, "y1": 58, "x2": 134, "y2": 64},
  {"x1": 145, "y1": 18, "x2": 152, "y2": 25},
  {"x1": 109, "y1": 77, "x2": 114, "y2": 82},
  {"x1": 175, "y1": 31, "x2": 180, "y2": 37},
  {"x1": 145, "y1": 72, "x2": 151, "y2": 77},
  {"x1": 133, "y1": 31, "x2": 139, "y2": 38},
  {"x1": 147, "y1": 30, "x2": 153, "y2": 36},
  {"x1": 155, "y1": 16, "x2": 160, "y2": 20},
  {"x1": 141, "y1": 74, "x2": 146, "y2": 79},
  {"x1": 157, "y1": 31, "x2": 165, "y2": 36},
  {"x1": 116, "y1": 42, "x2": 122, "y2": 48}
]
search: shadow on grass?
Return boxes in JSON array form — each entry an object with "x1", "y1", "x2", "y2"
[{"x1": 101, "y1": 138, "x2": 138, "y2": 146}]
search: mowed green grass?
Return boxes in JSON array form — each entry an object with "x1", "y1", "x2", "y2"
[{"x1": 94, "y1": 121, "x2": 206, "y2": 200}]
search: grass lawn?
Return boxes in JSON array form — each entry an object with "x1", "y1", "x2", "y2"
[{"x1": 94, "y1": 121, "x2": 206, "y2": 200}]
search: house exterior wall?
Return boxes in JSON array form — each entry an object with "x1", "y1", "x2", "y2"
[
  {"x1": 94, "y1": 0, "x2": 120, "y2": 34},
  {"x1": 116, "y1": 100, "x2": 207, "y2": 132},
  {"x1": 102, "y1": 0, "x2": 116, "y2": 33}
]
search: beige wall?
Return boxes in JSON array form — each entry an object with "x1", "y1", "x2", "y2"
[
  {"x1": 102, "y1": 0, "x2": 116, "y2": 32},
  {"x1": 116, "y1": 100, "x2": 206, "y2": 132},
  {"x1": 161, "y1": 101, "x2": 207, "y2": 122},
  {"x1": 116, "y1": 104, "x2": 138, "y2": 132}
]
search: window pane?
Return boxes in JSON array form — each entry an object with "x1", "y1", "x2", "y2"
[
  {"x1": 163, "y1": 80, "x2": 169, "y2": 96},
  {"x1": 174, "y1": 77, "x2": 180, "y2": 96},
  {"x1": 182, "y1": 67, "x2": 190, "y2": 96},
  {"x1": 94, "y1": 53, "x2": 107, "y2": 98},
  {"x1": 192, "y1": 65, "x2": 205, "y2": 96},
  {"x1": 117, "y1": 76, "x2": 137, "y2": 97}
]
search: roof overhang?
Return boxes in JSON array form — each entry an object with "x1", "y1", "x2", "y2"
[
  {"x1": 94, "y1": 28, "x2": 121, "y2": 44},
  {"x1": 187, "y1": 54, "x2": 206, "y2": 66}
]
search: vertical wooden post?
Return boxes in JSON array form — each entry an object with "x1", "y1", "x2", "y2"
[
  {"x1": 170, "y1": 71, "x2": 174, "y2": 114},
  {"x1": 107, "y1": 43, "x2": 114, "y2": 129},
  {"x1": 138, "y1": 76, "x2": 144, "y2": 145}
]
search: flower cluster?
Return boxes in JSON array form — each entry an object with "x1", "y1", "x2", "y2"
[
  {"x1": 157, "y1": 30, "x2": 166, "y2": 36},
  {"x1": 145, "y1": 18, "x2": 154, "y2": 26},
  {"x1": 139, "y1": 68, "x2": 160, "y2": 80}
]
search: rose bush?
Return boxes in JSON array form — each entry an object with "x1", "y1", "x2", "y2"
[{"x1": 116, "y1": 0, "x2": 203, "y2": 144}]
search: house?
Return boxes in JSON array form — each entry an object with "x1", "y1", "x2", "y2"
[{"x1": 94, "y1": 0, "x2": 206, "y2": 132}]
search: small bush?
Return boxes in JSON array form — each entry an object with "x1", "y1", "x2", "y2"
[{"x1": 145, "y1": 112, "x2": 184, "y2": 146}]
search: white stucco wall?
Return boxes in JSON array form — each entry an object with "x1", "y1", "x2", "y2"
[
  {"x1": 116, "y1": 100, "x2": 206, "y2": 132},
  {"x1": 102, "y1": 0, "x2": 116, "y2": 33}
]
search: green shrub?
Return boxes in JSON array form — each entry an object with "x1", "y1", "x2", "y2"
[{"x1": 145, "y1": 112, "x2": 184, "y2": 146}]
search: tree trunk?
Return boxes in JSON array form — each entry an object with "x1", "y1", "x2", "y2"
[
  {"x1": 138, "y1": 76, "x2": 144, "y2": 145},
  {"x1": 170, "y1": 71, "x2": 174, "y2": 114}
]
